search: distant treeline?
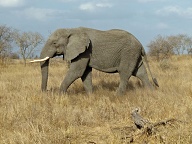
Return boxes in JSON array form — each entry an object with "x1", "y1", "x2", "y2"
[{"x1": 1, "y1": 25, "x2": 192, "y2": 63}]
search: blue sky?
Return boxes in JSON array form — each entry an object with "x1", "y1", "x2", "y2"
[{"x1": 0, "y1": 0, "x2": 192, "y2": 50}]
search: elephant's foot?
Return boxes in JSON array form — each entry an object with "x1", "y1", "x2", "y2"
[
  {"x1": 116, "y1": 88, "x2": 126, "y2": 96},
  {"x1": 83, "y1": 85, "x2": 93, "y2": 94},
  {"x1": 116, "y1": 81, "x2": 127, "y2": 96},
  {"x1": 59, "y1": 87, "x2": 67, "y2": 95},
  {"x1": 86, "y1": 89, "x2": 93, "y2": 95}
]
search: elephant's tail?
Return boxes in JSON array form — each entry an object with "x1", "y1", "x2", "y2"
[{"x1": 141, "y1": 47, "x2": 159, "y2": 87}]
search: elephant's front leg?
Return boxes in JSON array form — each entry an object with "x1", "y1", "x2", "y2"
[{"x1": 60, "y1": 57, "x2": 89, "y2": 94}]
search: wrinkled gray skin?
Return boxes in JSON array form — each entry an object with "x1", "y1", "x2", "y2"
[{"x1": 39, "y1": 27, "x2": 158, "y2": 95}]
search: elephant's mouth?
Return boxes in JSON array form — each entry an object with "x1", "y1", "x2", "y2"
[{"x1": 55, "y1": 52, "x2": 64, "y2": 56}]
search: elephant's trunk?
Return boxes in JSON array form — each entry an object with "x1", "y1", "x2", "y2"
[
  {"x1": 40, "y1": 59, "x2": 49, "y2": 91},
  {"x1": 30, "y1": 40, "x2": 58, "y2": 91},
  {"x1": 39, "y1": 44, "x2": 56, "y2": 91},
  {"x1": 30, "y1": 55, "x2": 50, "y2": 91}
]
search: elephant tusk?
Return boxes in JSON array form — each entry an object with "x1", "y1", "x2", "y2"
[{"x1": 30, "y1": 56, "x2": 50, "y2": 63}]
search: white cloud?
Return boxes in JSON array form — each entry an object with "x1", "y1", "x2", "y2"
[
  {"x1": 0, "y1": 0, "x2": 25, "y2": 7},
  {"x1": 158, "y1": 6, "x2": 180, "y2": 15},
  {"x1": 183, "y1": 8, "x2": 192, "y2": 19},
  {"x1": 15, "y1": 7, "x2": 66, "y2": 21},
  {"x1": 96, "y1": 3, "x2": 112, "y2": 8},
  {"x1": 156, "y1": 22, "x2": 169, "y2": 29},
  {"x1": 79, "y1": 3, "x2": 95, "y2": 11},
  {"x1": 79, "y1": 2, "x2": 113, "y2": 11},
  {"x1": 138, "y1": 0, "x2": 155, "y2": 2},
  {"x1": 137, "y1": 0, "x2": 164, "y2": 3},
  {"x1": 24, "y1": 7, "x2": 53, "y2": 20},
  {"x1": 156, "y1": 6, "x2": 192, "y2": 19},
  {"x1": 57, "y1": 0, "x2": 76, "y2": 2}
]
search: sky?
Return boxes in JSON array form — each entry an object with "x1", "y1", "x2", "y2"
[{"x1": 0, "y1": 0, "x2": 192, "y2": 51}]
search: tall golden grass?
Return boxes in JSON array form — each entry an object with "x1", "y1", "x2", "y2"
[{"x1": 0, "y1": 56, "x2": 192, "y2": 143}]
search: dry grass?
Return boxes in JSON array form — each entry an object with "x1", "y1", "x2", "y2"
[{"x1": 0, "y1": 56, "x2": 192, "y2": 144}]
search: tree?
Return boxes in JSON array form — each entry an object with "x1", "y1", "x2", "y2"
[
  {"x1": 14, "y1": 31, "x2": 44, "y2": 65},
  {"x1": 147, "y1": 35, "x2": 174, "y2": 61},
  {"x1": 169, "y1": 34, "x2": 190, "y2": 55},
  {"x1": 9, "y1": 52, "x2": 20, "y2": 59},
  {"x1": 183, "y1": 35, "x2": 192, "y2": 54},
  {"x1": 0, "y1": 25, "x2": 15, "y2": 58},
  {"x1": 148, "y1": 34, "x2": 192, "y2": 60}
]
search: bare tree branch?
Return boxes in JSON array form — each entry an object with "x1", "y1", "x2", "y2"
[
  {"x1": 14, "y1": 31, "x2": 44, "y2": 66},
  {"x1": 0, "y1": 25, "x2": 15, "y2": 58}
]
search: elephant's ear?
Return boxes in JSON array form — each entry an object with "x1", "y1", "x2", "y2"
[{"x1": 65, "y1": 32, "x2": 90, "y2": 61}]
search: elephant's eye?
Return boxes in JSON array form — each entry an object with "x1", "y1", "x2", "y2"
[
  {"x1": 53, "y1": 42, "x2": 59, "y2": 48},
  {"x1": 53, "y1": 42, "x2": 58, "y2": 47}
]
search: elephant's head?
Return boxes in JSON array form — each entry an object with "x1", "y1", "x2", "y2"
[{"x1": 30, "y1": 28, "x2": 90, "y2": 91}]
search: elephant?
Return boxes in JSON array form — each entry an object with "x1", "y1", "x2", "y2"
[{"x1": 30, "y1": 27, "x2": 159, "y2": 95}]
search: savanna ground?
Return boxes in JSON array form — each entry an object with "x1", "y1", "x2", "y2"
[{"x1": 0, "y1": 56, "x2": 192, "y2": 144}]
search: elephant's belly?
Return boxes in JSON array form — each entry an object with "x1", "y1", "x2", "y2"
[
  {"x1": 89, "y1": 59, "x2": 119, "y2": 73},
  {"x1": 91, "y1": 65, "x2": 118, "y2": 73}
]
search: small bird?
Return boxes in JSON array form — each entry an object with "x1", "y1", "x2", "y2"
[{"x1": 131, "y1": 108, "x2": 148, "y2": 129}]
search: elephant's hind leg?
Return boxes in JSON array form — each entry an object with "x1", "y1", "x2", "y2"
[
  {"x1": 117, "y1": 48, "x2": 141, "y2": 95},
  {"x1": 116, "y1": 72, "x2": 131, "y2": 95},
  {"x1": 134, "y1": 62, "x2": 152, "y2": 89},
  {"x1": 81, "y1": 66, "x2": 93, "y2": 94},
  {"x1": 117, "y1": 61, "x2": 137, "y2": 95}
]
